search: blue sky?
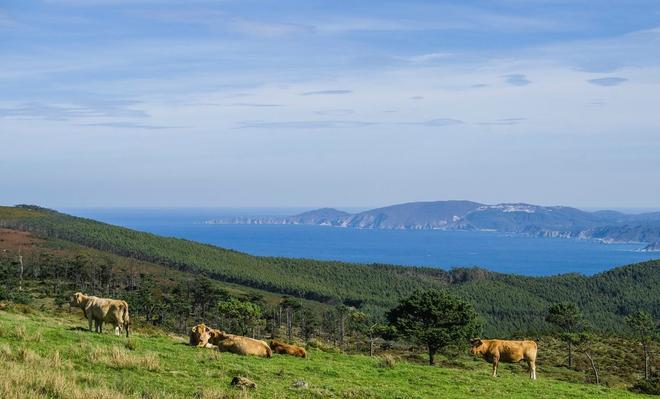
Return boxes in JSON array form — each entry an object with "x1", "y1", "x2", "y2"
[{"x1": 1, "y1": 0, "x2": 659, "y2": 208}]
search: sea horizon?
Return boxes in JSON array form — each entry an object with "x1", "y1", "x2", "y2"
[{"x1": 61, "y1": 207, "x2": 659, "y2": 277}]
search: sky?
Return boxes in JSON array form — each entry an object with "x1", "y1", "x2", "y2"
[{"x1": 1, "y1": 0, "x2": 659, "y2": 209}]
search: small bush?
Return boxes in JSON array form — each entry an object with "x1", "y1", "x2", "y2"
[
  {"x1": 0, "y1": 343, "x2": 13, "y2": 360},
  {"x1": 17, "y1": 346, "x2": 39, "y2": 363},
  {"x1": 125, "y1": 339, "x2": 137, "y2": 351},
  {"x1": 307, "y1": 339, "x2": 341, "y2": 353},
  {"x1": 13, "y1": 325, "x2": 27, "y2": 340},
  {"x1": 378, "y1": 354, "x2": 396, "y2": 369},
  {"x1": 630, "y1": 378, "x2": 660, "y2": 395},
  {"x1": 9, "y1": 291, "x2": 34, "y2": 305},
  {"x1": 108, "y1": 346, "x2": 161, "y2": 371},
  {"x1": 50, "y1": 350, "x2": 62, "y2": 368}
]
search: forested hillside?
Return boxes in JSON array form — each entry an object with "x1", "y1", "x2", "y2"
[{"x1": 0, "y1": 205, "x2": 658, "y2": 335}]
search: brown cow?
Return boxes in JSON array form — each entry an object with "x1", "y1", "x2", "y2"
[
  {"x1": 70, "y1": 292, "x2": 130, "y2": 337},
  {"x1": 189, "y1": 323, "x2": 215, "y2": 347},
  {"x1": 270, "y1": 339, "x2": 307, "y2": 358},
  {"x1": 210, "y1": 330, "x2": 272, "y2": 358},
  {"x1": 470, "y1": 338, "x2": 537, "y2": 379},
  {"x1": 189, "y1": 324, "x2": 272, "y2": 358}
]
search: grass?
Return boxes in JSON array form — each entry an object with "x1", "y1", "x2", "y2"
[{"x1": 0, "y1": 306, "x2": 649, "y2": 399}]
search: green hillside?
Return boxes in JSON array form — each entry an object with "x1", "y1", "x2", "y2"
[
  {"x1": 0, "y1": 205, "x2": 658, "y2": 335},
  {"x1": 0, "y1": 305, "x2": 648, "y2": 399}
]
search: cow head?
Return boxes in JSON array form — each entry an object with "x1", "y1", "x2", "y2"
[
  {"x1": 470, "y1": 338, "x2": 486, "y2": 356},
  {"x1": 70, "y1": 292, "x2": 85, "y2": 308},
  {"x1": 207, "y1": 329, "x2": 229, "y2": 345},
  {"x1": 190, "y1": 324, "x2": 212, "y2": 347}
]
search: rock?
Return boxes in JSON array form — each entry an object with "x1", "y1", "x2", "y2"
[
  {"x1": 231, "y1": 376, "x2": 256, "y2": 390},
  {"x1": 291, "y1": 380, "x2": 309, "y2": 389}
]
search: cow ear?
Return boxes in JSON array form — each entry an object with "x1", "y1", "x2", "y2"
[
  {"x1": 470, "y1": 338, "x2": 482, "y2": 346},
  {"x1": 191, "y1": 326, "x2": 197, "y2": 333}
]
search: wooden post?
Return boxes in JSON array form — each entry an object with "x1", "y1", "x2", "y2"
[
  {"x1": 18, "y1": 247, "x2": 24, "y2": 291},
  {"x1": 643, "y1": 342, "x2": 650, "y2": 380}
]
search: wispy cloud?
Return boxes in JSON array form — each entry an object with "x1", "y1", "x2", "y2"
[
  {"x1": 300, "y1": 90, "x2": 353, "y2": 96},
  {"x1": 79, "y1": 122, "x2": 182, "y2": 130},
  {"x1": 237, "y1": 120, "x2": 375, "y2": 129},
  {"x1": 398, "y1": 118, "x2": 464, "y2": 127},
  {"x1": 229, "y1": 18, "x2": 309, "y2": 38},
  {"x1": 315, "y1": 109, "x2": 354, "y2": 116},
  {"x1": 401, "y1": 52, "x2": 452, "y2": 64},
  {"x1": 225, "y1": 103, "x2": 283, "y2": 108},
  {"x1": 502, "y1": 74, "x2": 531, "y2": 86},
  {"x1": 587, "y1": 77, "x2": 628, "y2": 86},
  {"x1": 478, "y1": 118, "x2": 527, "y2": 126},
  {"x1": 588, "y1": 99, "x2": 607, "y2": 106},
  {"x1": 237, "y1": 117, "x2": 465, "y2": 129},
  {"x1": 0, "y1": 101, "x2": 147, "y2": 120}
]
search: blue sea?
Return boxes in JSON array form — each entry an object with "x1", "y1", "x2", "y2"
[{"x1": 62, "y1": 208, "x2": 659, "y2": 277}]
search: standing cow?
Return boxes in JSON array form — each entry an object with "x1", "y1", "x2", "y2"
[
  {"x1": 470, "y1": 338, "x2": 537, "y2": 379},
  {"x1": 70, "y1": 292, "x2": 130, "y2": 337}
]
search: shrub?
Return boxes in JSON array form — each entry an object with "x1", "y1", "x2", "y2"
[
  {"x1": 125, "y1": 339, "x2": 138, "y2": 351},
  {"x1": 378, "y1": 354, "x2": 396, "y2": 368},
  {"x1": 630, "y1": 378, "x2": 660, "y2": 395}
]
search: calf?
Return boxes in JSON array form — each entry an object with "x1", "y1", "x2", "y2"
[
  {"x1": 270, "y1": 339, "x2": 307, "y2": 358},
  {"x1": 470, "y1": 338, "x2": 537, "y2": 379}
]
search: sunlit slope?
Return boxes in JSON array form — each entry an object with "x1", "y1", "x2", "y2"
[{"x1": 0, "y1": 307, "x2": 646, "y2": 399}]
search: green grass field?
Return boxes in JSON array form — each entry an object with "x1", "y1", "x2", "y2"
[{"x1": 0, "y1": 305, "x2": 647, "y2": 399}]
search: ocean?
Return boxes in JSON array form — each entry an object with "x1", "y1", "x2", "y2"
[{"x1": 62, "y1": 208, "x2": 659, "y2": 276}]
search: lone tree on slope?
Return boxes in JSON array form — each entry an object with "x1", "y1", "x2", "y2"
[
  {"x1": 387, "y1": 289, "x2": 480, "y2": 365},
  {"x1": 546, "y1": 302, "x2": 585, "y2": 368},
  {"x1": 626, "y1": 310, "x2": 658, "y2": 380}
]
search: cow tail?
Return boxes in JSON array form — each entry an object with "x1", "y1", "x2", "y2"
[
  {"x1": 123, "y1": 302, "x2": 130, "y2": 338},
  {"x1": 266, "y1": 345, "x2": 272, "y2": 358}
]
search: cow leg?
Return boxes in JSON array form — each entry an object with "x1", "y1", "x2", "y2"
[
  {"x1": 88, "y1": 316, "x2": 94, "y2": 332},
  {"x1": 529, "y1": 361, "x2": 537, "y2": 380},
  {"x1": 98, "y1": 321, "x2": 103, "y2": 333},
  {"x1": 114, "y1": 324, "x2": 120, "y2": 336},
  {"x1": 492, "y1": 358, "x2": 499, "y2": 377}
]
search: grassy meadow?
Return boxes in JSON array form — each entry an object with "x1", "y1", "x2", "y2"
[{"x1": 0, "y1": 304, "x2": 649, "y2": 399}]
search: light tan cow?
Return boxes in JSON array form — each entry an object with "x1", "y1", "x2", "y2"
[
  {"x1": 189, "y1": 323, "x2": 213, "y2": 347},
  {"x1": 70, "y1": 292, "x2": 130, "y2": 337},
  {"x1": 211, "y1": 330, "x2": 272, "y2": 358},
  {"x1": 470, "y1": 338, "x2": 537, "y2": 379},
  {"x1": 189, "y1": 324, "x2": 271, "y2": 357}
]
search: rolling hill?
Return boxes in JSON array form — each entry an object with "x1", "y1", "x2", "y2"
[{"x1": 0, "y1": 205, "x2": 658, "y2": 336}]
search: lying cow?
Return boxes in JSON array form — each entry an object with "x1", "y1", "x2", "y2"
[
  {"x1": 189, "y1": 324, "x2": 271, "y2": 357},
  {"x1": 270, "y1": 339, "x2": 307, "y2": 358},
  {"x1": 189, "y1": 323, "x2": 214, "y2": 347},
  {"x1": 70, "y1": 292, "x2": 130, "y2": 337},
  {"x1": 470, "y1": 338, "x2": 537, "y2": 379}
]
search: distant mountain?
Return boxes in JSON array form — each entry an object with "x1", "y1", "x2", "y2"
[
  {"x1": 204, "y1": 200, "x2": 660, "y2": 246},
  {"x1": 288, "y1": 208, "x2": 351, "y2": 225},
  {"x1": 339, "y1": 200, "x2": 482, "y2": 229}
]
